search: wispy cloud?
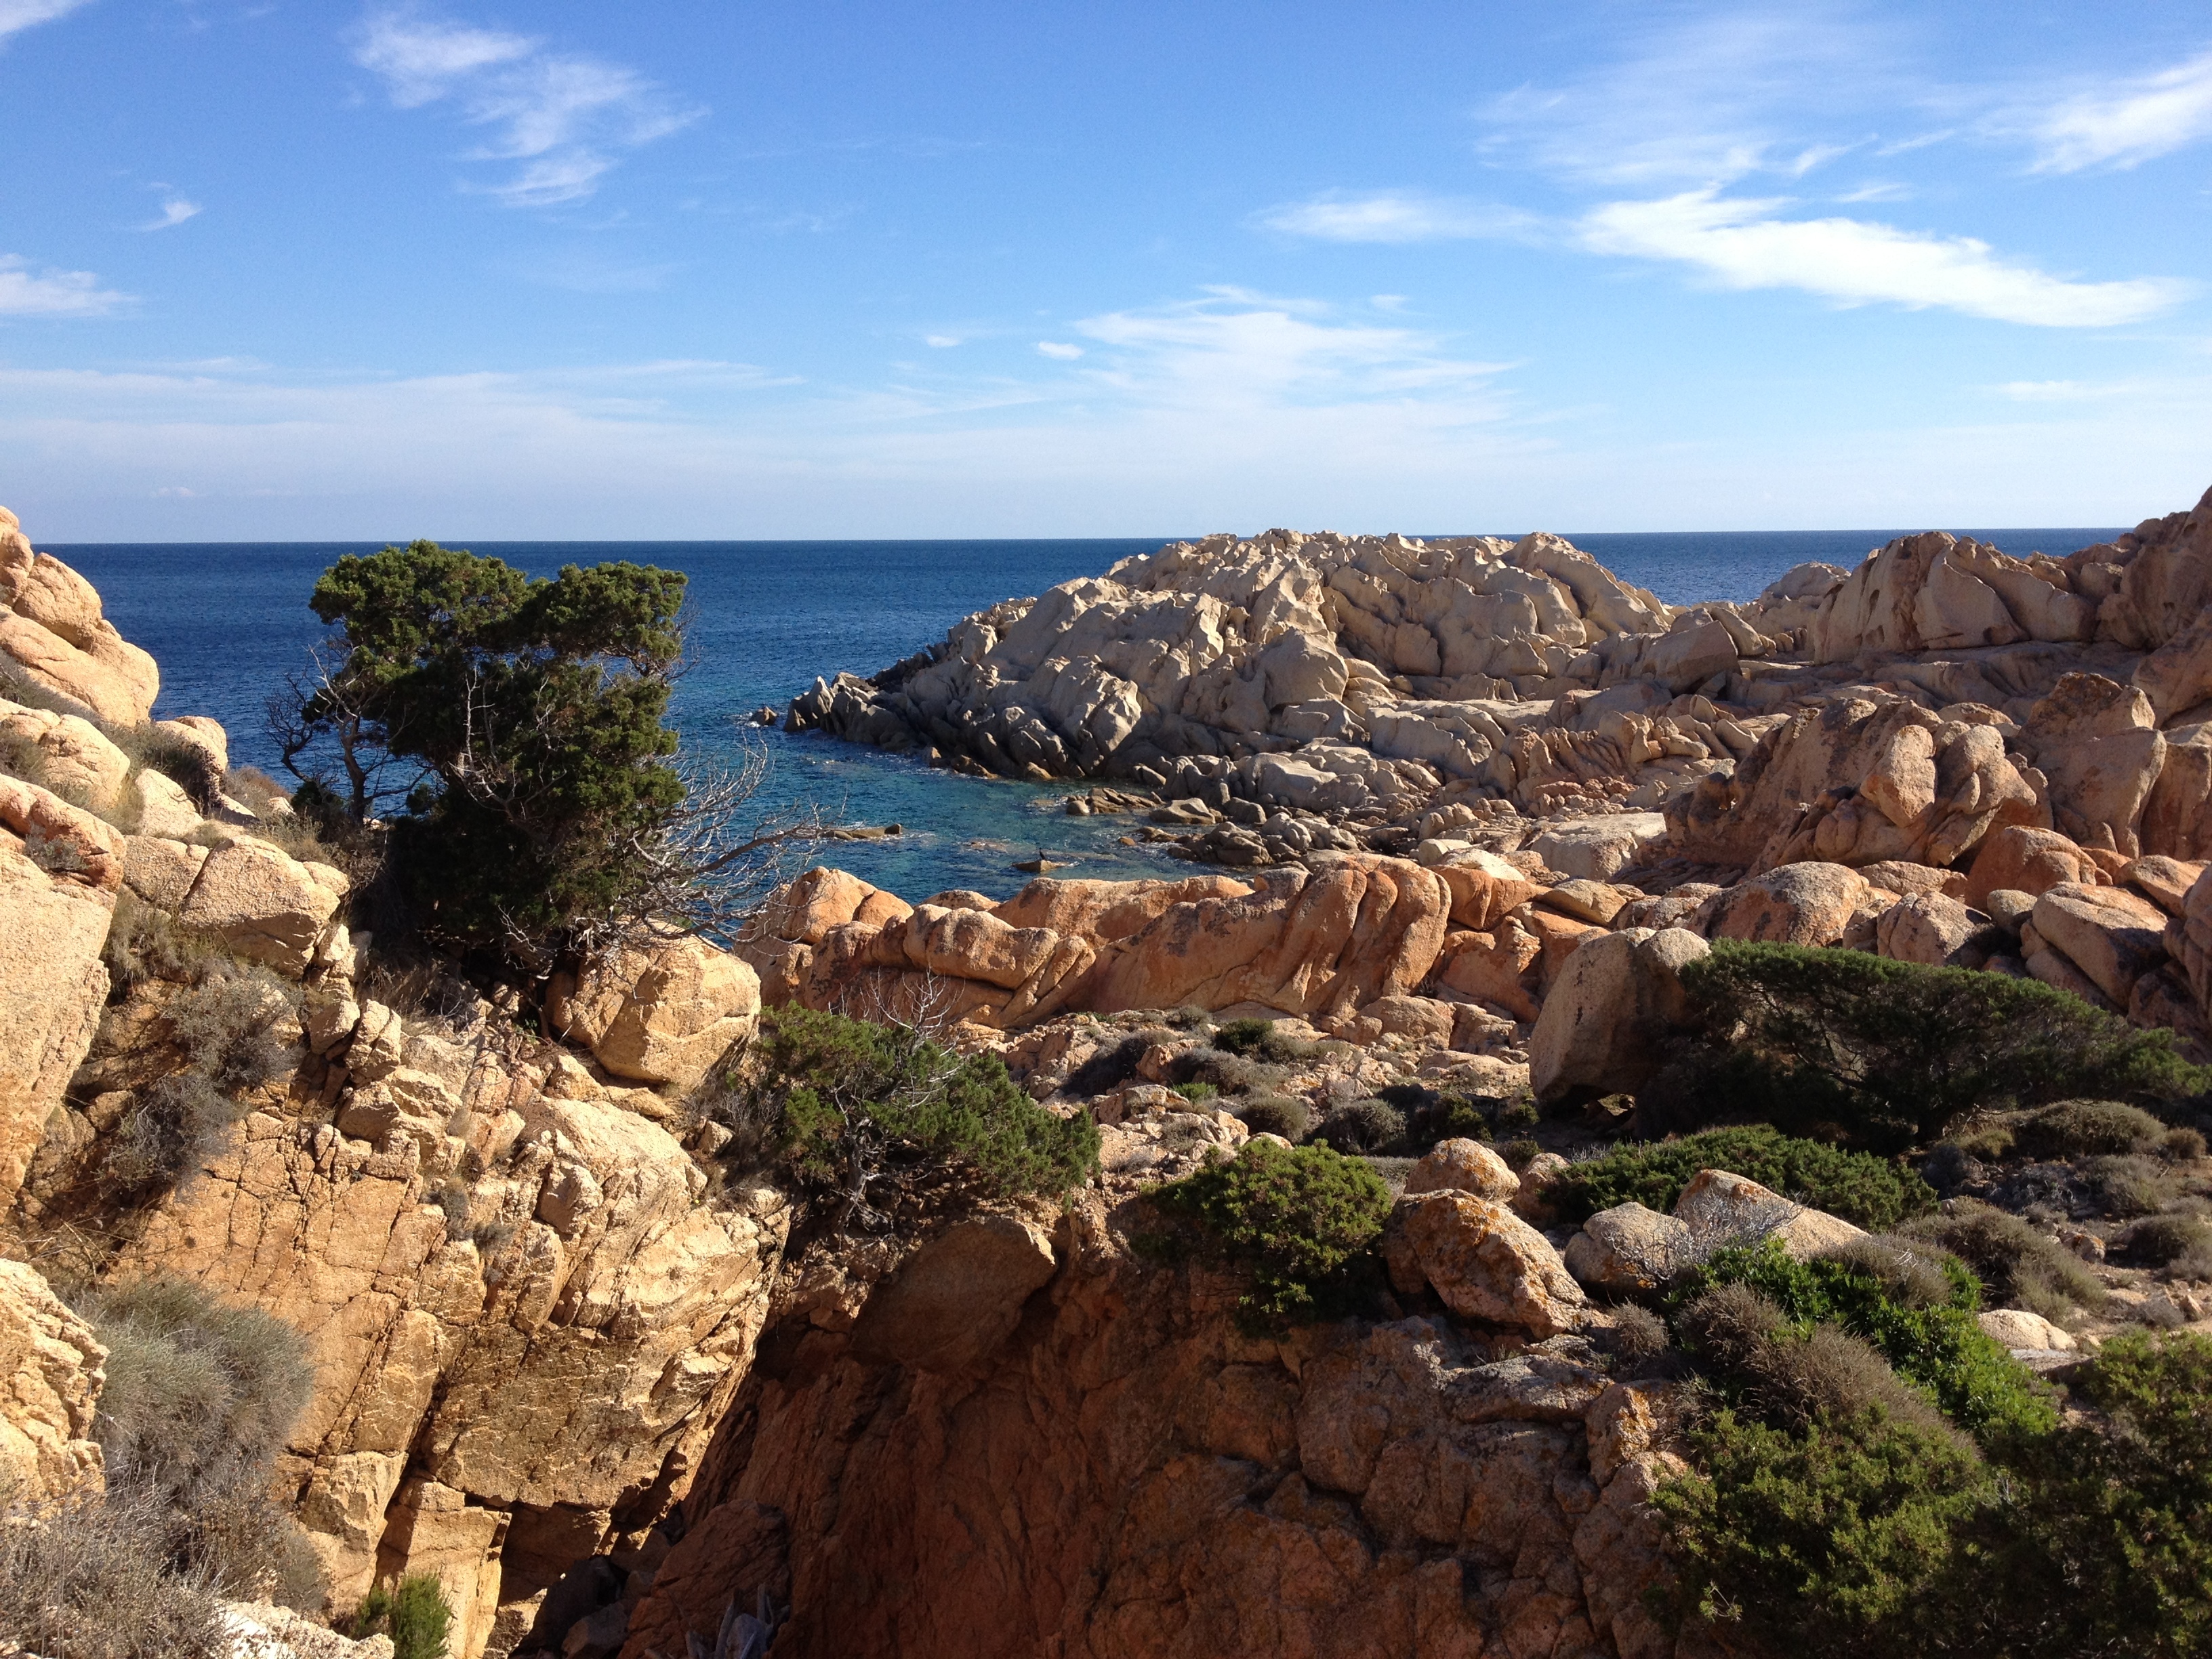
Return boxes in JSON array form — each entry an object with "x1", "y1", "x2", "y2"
[
  {"x1": 1067, "y1": 288, "x2": 1515, "y2": 408},
  {"x1": 1479, "y1": 9, "x2": 1902, "y2": 186},
  {"x1": 140, "y1": 199, "x2": 202, "y2": 232},
  {"x1": 1580, "y1": 189, "x2": 2187, "y2": 327},
  {"x1": 1035, "y1": 341, "x2": 1083, "y2": 360},
  {"x1": 1255, "y1": 192, "x2": 1544, "y2": 245},
  {"x1": 0, "y1": 0, "x2": 93, "y2": 45},
  {"x1": 0, "y1": 255, "x2": 131, "y2": 318},
  {"x1": 350, "y1": 7, "x2": 703, "y2": 205},
  {"x1": 2028, "y1": 49, "x2": 2212, "y2": 172},
  {"x1": 0, "y1": 293, "x2": 1544, "y2": 533}
]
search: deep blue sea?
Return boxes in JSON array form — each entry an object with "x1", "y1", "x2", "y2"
[{"x1": 55, "y1": 528, "x2": 2118, "y2": 901}]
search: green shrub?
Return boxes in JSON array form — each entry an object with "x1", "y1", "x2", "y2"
[
  {"x1": 1233, "y1": 1093, "x2": 1311, "y2": 1141},
  {"x1": 1549, "y1": 1126, "x2": 1936, "y2": 1231},
  {"x1": 1499, "y1": 1137, "x2": 1543, "y2": 1170},
  {"x1": 1654, "y1": 942, "x2": 2208, "y2": 1153},
  {"x1": 1172, "y1": 1081, "x2": 1218, "y2": 1103},
  {"x1": 1176, "y1": 1045, "x2": 1290, "y2": 1096},
  {"x1": 1147, "y1": 1140, "x2": 1392, "y2": 1331},
  {"x1": 1970, "y1": 1332, "x2": 2212, "y2": 1657},
  {"x1": 1317, "y1": 1097, "x2": 1408, "y2": 1155},
  {"x1": 1675, "y1": 1279, "x2": 1959, "y2": 1439},
  {"x1": 1896, "y1": 1201, "x2": 2106, "y2": 1322},
  {"x1": 1658, "y1": 1315, "x2": 2212, "y2": 1657},
  {"x1": 1211, "y1": 1017, "x2": 1277, "y2": 1056},
  {"x1": 2163, "y1": 1126, "x2": 2209, "y2": 1162},
  {"x1": 1210, "y1": 1017, "x2": 1319, "y2": 1065},
  {"x1": 1412, "y1": 1095, "x2": 1493, "y2": 1144},
  {"x1": 1653, "y1": 1405, "x2": 1990, "y2": 1659},
  {"x1": 2013, "y1": 1099, "x2": 2167, "y2": 1160},
  {"x1": 1677, "y1": 1241, "x2": 2054, "y2": 1440},
  {"x1": 743, "y1": 1006, "x2": 1097, "y2": 1221},
  {"x1": 349, "y1": 1572, "x2": 455, "y2": 1659}
]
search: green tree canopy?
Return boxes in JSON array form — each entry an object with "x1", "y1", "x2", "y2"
[{"x1": 279, "y1": 539, "x2": 700, "y2": 970}]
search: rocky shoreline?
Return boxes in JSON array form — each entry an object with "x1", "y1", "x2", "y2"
[
  {"x1": 773, "y1": 496, "x2": 2211, "y2": 1061},
  {"x1": 0, "y1": 495, "x2": 2208, "y2": 1659}
]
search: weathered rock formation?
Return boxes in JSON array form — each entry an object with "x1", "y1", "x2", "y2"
[
  {"x1": 775, "y1": 485, "x2": 2212, "y2": 1059},
  {"x1": 787, "y1": 495, "x2": 2212, "y2": 844},
  {"x1": 0, "y1": 505, "x2": 159, "y2": 724},
  {"x1": 622, "y1": 1192, "x2": 1687, "y2": 1659},
  {"x1": 0, "y1": 1255, "x2": 107, "y2": 1505}
]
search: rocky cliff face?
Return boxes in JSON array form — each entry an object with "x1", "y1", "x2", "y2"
[{"x1": 620, "y1": 1187, "x2": 1692, "y2": 1659}]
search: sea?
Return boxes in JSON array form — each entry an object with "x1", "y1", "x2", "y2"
[{"x1": 56, "y1": 527, "x2": 2119, "y2": 902}]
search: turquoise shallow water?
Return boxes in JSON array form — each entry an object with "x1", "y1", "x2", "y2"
[{"x1": 55, "y1": 527, "x2": 2118, "y2": 901}]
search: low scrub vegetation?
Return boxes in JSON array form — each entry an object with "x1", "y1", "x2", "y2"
[
  {"x1": 99, "y1": 959, "x2": 300, "y2": 1201},
  {"x1": 1315, "y1": 1097, "x2": 1408, "y2": 1155},
  {"x1": 1231, "y1": 1093, "x2": 1311, "y2": 1141},
  {"x1": 1143, "y1": 1139, "x2": 1391, "y2": 1332},
  {"x1": 1658, "y1": 1326, "x2": 2212, "y2": 1658},
  {"x1": 716, "y1": 1006, "x2": 1098, "y2": 1226},
  {"x1": 347, "y1": 1572, "x2": 455, "y2": 1659},
  {"x1": 1551, "y1": 1126, "x2": 1935, "y2": 1231},
  {"x1": 0, "y1": 1276, "x2": 320, "y2": 1658},
  {"x1": 1647, "y1": 943, "x2": 2208, "y2": 1153},
  {"x1": 1894, "y1": 1200, "x2": 2106, "y2": 1323},
  {"x1": 1675, "y1": 1240, "x2": 2053, "y2": 1439}
]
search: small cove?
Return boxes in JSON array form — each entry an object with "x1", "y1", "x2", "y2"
[{"x1": 58, "y1": 527, "x2": 2120, "y2": 900}]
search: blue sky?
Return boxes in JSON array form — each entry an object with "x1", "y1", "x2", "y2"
[{"x1": 3, "y1": 0, "x2": 2209, "y2": 538}]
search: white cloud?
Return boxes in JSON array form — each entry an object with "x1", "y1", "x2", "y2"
[
  {"x1": 1036, "y1": 341, "x2": 1084, "y2": 359},
  {"x1": 140, "y1": 199, "x2": 202, "y2": 231},
  {"x1": 1580, "y1": 189, "x2": 2187, "y2": 327},
  {"x1": 924, "y1": 335, "x2": 960, "y2": 348},
  {"x1": 0, "y1": 0, "x2": 92, "y2": 43},
  {"x1": 1256, "y1": 192, "x2": 1542, "y2": 244},
  {"x1": 0, "y1": 294, "x2": 1541, "y2": 535},
  {"x1": 1479, "y1": 10, "x2": 1902, "y2": 187},
  {"x1": 350, "y1": 7, "x2": 701, "y2": 205},
  {"x1": 2030, "y1": 49, "x2": 2212, "y2": 172},
  {"x1": 0, "y1": 255, "x2": 131, "y2": 318}
]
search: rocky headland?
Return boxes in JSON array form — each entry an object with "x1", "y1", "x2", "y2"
[{"x1": 0, "y1": 495, "x2": 2207, "y2": 1659}]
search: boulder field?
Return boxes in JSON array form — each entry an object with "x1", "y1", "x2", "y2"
[
  {"x1": 0, "y1": 495, "x2": 2207, "y2": 1659},
  {"x1": 771, "y1": 488, "x2": 2212, "y2": 1067}
]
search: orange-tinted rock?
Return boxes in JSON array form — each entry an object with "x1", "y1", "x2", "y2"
[
  {"x1": 1433, "y1": 922, "x2": 1542, "y2": 1021},
  {"x1": 1965, "y1": 825, "x2": 2106, "y2": 909},
  {"x1": 991, "y1": 874, "x2": 1252, "y2": 939},
  {"x1": 2028, "y1": 882, "x2": 2172, "y2": 1008},
  {"x1": 1385, "y1": 1191, "x2": 1587, "y2": 1336},
  {"x1": 1429, "y1": 847, "x2": 1540, "y2": 930},
  {"x1": 1702, "y1": 861, "x2": 1871, "y2": 947},
  {"x1": 0, "y1": 511, "x2": 159, "y2": 725},
  {"x1": 1402, "y1": 1136, "x2": 1519, "y2": 1201}
]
